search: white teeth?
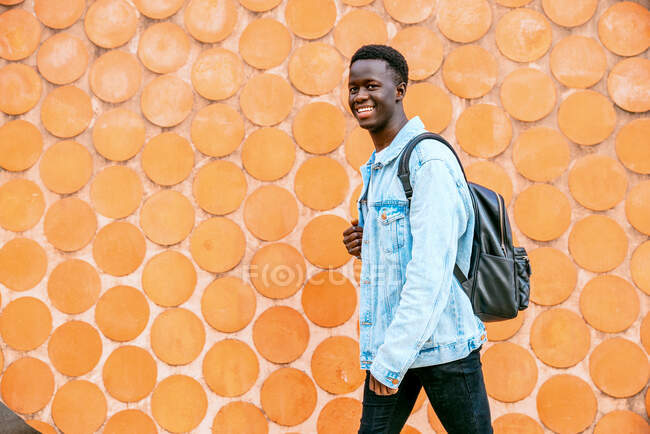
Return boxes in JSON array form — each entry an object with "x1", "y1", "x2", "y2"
[{"x1": 357, "y1": 107, "x2": 374, "y2": 113}]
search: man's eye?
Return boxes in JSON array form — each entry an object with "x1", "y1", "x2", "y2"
[
  {"x1": 367, "y1": 84, "x2": 377, "y2": 89},
  {"x1": 349, "y1": 87, "x2": 358, "y2": 93}
]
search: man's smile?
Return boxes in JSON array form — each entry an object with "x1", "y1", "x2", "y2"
[{"x1": 356, "y1": 105, "x2": 375, "y2": 119}]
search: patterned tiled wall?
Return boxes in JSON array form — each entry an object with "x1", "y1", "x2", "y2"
[{"x1": 0, "y1": 0, "x2": 648, "y2": 432}]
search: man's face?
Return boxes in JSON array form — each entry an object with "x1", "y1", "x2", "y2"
[{"x1": 348, "y1": 59, "x2": 404, "y2": 133}]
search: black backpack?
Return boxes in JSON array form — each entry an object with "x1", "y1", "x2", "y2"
[{"x1": 397, "y1": 132, "x2": 531, "y2": 322}]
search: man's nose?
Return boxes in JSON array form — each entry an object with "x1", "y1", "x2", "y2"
[{"x1": 354, "y1": 88, "x2": 369, "y2": 102}]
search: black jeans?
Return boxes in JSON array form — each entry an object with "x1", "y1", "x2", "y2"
[{"x1": 358, "y1": 347, "x2": 492, "y2": 434}]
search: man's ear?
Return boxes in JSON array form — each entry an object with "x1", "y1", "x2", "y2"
[{"x1": 395, "y1": 82, "x2": 406, "y2": 102}]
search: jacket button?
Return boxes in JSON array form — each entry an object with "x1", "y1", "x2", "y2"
[
  {"x1": 381, "y1": 213, "x2": 387, "y2": 220},
  {"x1": 391, "y1": 379, "x2": 398, "y2": 385}
]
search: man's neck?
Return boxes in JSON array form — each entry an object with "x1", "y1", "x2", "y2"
[{"x1": 369, "y1": 112, "x2": 409, "y2": 154}]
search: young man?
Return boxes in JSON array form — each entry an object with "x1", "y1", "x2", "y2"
[{"x1": 342, "y1": 45, "x2": 492, "y2": 434}]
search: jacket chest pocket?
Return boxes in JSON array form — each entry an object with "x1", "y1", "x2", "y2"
[{"x1": 376, "y1": 208, "x2": 406, "y2": 253}]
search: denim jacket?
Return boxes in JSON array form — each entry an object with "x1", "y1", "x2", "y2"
[{"x1": 357, "y1": 117, "x2": 486, "y2": 389}]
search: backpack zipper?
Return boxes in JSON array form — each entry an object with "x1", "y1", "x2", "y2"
[{"x1": 497, "y1": 194, "x2": 506, "y2": 255}]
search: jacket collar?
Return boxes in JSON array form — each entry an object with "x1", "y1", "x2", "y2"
[{"x1": 361, "y1": 117, "x2": 426, "y2": 169}]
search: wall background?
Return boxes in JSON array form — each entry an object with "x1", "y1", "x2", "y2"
[{"x1": 0, "y1": 0, "x2": 648, "y2": 432}]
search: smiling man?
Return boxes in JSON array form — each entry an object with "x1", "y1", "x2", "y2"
[{"x1": 342, "y1": 45, "x2": 492, "y2": 433}]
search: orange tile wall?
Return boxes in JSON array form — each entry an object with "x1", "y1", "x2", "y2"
[{"x1": 0, "y1": 0, "x2": 648, "y2": 432}]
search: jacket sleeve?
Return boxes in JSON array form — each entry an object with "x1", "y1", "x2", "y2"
[{"x1": 369, "y1": 157, "x2": 469, "y2": 388}]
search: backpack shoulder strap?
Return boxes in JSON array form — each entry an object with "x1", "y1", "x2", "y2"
[{"x1": 397, "y1": 132, "x2": 469, "y2": 284}]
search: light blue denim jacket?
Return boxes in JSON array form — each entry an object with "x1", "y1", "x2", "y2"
[{"x1": 357, "y1": 117, "x2": 486, "y2": 389}]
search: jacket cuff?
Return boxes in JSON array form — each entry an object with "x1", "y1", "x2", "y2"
[{"x1": 369, "y1": 359, "x2": 402, "y2": 389}]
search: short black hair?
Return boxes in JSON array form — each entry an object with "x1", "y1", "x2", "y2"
[{"x1": 350, "y1": 44, "x2": 409, "y2": 86}]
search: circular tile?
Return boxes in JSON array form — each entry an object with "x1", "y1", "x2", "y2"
[
  {"x1": 49, "y1": 321, "x2": 102, "y2": 376},
  {"x1": 317, "y1": 397, "x2": 362, "y2": 434},
  {"x1": 244, "y1": 186, "x2": 298, "y2": 241},
  {"x1": 191, "y1": 104, "x2": 244, "y2": 157},
  {"x1": 568, "y1": 154, "x2": 627, "y2": 211},
  {"x1": 0, "y1": 120, "x2": 42, "y2": 172},
  {"x1": 212, "y1": 401, "x2": 268, "y2": 434},
  {"x1": 608, "y1": 57, "x2": 650, "y2": 113},
  {"x1": 437, "y1": 0, "x2": 491, "y2": 43},
  {"x1": 138, "y1": 22, "x2": 190, "y2": 74},
  {"x1": 240, "y1": 0, "x2": 281, "y2": 11},
  {"x1": 40, "y1": 140, "x2": 92, "y2": 194},
  {"x1": 514, "y1": 184, "x2": 571, "y2": 242},
  {"x1": 302, "y1": 270, "x2": 356, "y2": 327},
  {"x1": 93, "y1": 108, "x2": 145, "y2": 162},
  {"x1": 253, "y1": 306, "x2": 309, "y2": 363},
  {"x1": 345, "y1": 126, "x2": 374, "y2": 172},
  {"x1": 0, "y1": 64, "x2": 41, "y2": 115},
  {"x1": 25, "y1": 421, "x2": 57, "y2": 434},
  {"x1": 190, "y1": 217, "x2": 246, "y2": 272},
  {"x1": 349, "y1": 184, "x2": 362, "y2": 220},
  {"x1": 250, "y1": 243, "x2": 306, "y2": 299},
  {"x1": 1, "y1": 357, "x2": 54, "y2": 414},
  {"x1": 151, "y1": 308, "x2": 205, "y2": 366},
  {"x1": 542, "y1": 0, "x2": 597, "y2": 27},
  {"x1": 44, "y1": 198, "x2": 97, "y2": 252},
  {"x1": 192, "y1": 48, "x2": 243, "y2": 101},
  {"x1": 530, "y1": 308, "x2": 590, "y2": 368},
  {"x1": 550, "y1": 35, "x2": 607, "y2": 89},
  {"x1": 343, "y1": 0, "x2": 373, "y2": 4},
  {"x1": 34, "y1": 0, "x2": 84, "y2": 29},
  {"x1": 89, "y1": 50, "x2": 141, "y2": 103},
  {"x1": 580, "y1": 275, "x2": 639, "y2": 334},
  {"x1": 595, "y1": 410, "x2": 649, "y2": 434},
  {"x1": 141, "y1": 75, "x2": 193, "y2": 127},
  {"x1": 493, "y1": 413, "x2": 543, "y2": 434},
  {"x1": 557, "y1": 90, "x2": 616, "y2": 146},
  {"x1": 334, "y1": 10, "x2": 387, "y2": 58},
  {"x1": 103, "y1": 346, "x2": 156, "y2": 403},
  {"x1": 90, "y1": 166, "x2": 143, "y2": 219},
  {"x1": 0, "y1": 9, "x2": 41, "y2": 61},
  {"x1": 93, "y1": 221, "x2": 146, "y2": 276},
  {"x1": 141, "y1": 132, "x2": 194, "y2": 186},
  {"x1": 404, "y1": 83, "x2": 452, "y2": 133},
  {"x1": 537, "y1": 374, "x2": 596, "y2": 434},
  {"x1": 0, "y1": 297, "x2": 51, "y2": 351},
  {"x1": 632, "y1": 241, "x2": 650, "y2": 296},
  {"x1": 194, "y1": 161, "x2": 247, "y2": 215},
  {"x1": 641, "y1": 313, "x2": 650, "y2": 354},
  {"x1": 569, "y1": 215, "x2": 627, "y2": 272},
  {"x1": 152, "y1": 375, "x2": 207, "y2": 433},
  {"x1": 496, "y1": 9, "x2": 552, "y2": 62},
  {"x1": 293, "y1": 102, "x2": 345, "y2": 154},
  {"x1": 52, "y1": 380, "x2": 106, "y2": 433},
  {"x1": 500, "y1": 68, "x2": 555, "y2": 122},
  {"x1": 84, "y1": 0, "x2": 137, "y2": 48},
  {"x1": 242, "y1": 128, "x2": 295, "y2": 181},
  {"x1": 0, "y1": 238, "x2": 46, "y2": 291},
  {"x1": 465, "y1": 160, "x2": 513, "y2": 206},
  {"x1": 140, "y1": 190, "x2": 194, "y2": 246},
  {"x1": 41, "y1": 85, "x2": 92, "y2": 138},
  {"x1": 240, "y1": 73, "x2": 293, "y2": 126},
  {"x1": 312, "y1": 336, "x2": 364, "y2": 394},
  {"x1": 201, "y1": 276, "x2": 256, "y2": 332},
  {"x1": 203, "y1": 339, "x2": 259, "y2": 397},
  {"x1": 289, "y1": 42, "x2": 345, "y2": 96},
  {"x1": 0, "y1": 179, "x2": 44, "y2": 232},
  {"x1": 590, "y1": 337, "x2": 649, "y2": 398},
  {"x1": 456, "y1": 104, "x2": 512, "y2": 158},
  {"x1": 133, "y1": 0, "x2": 184, "y2": 18},
  {"x1": 442, "y1": 44, "x2": 497, "y2": 99},
  {"x1": 390, "y1": 26, "x2": 442, "y2": 80},
  {"x1": 184, "y1": 0, "x2": 237, "y2": 43},
  {"x1": 598, "y1": 1, "x2": 650, "y2": 57},
  {"x1": 37, "y1": 33, "x2": 87, "y2": 86},
  {"x1": 627, "y1": 181, "x2": 650, "y2": 235},
  {"x1": 427, "y1": 404, "x2": 446, "y2": 433},
  {"x1": 261, "y1": 368, "x2": 317, "y2": 426},
  {"x1": 301, "y1": 214, "x2": 351, "y2": 269},
  {"x1": 240, "y1": 18, "x2": 291, "y2": 69},
  {"x1": 285, "y1": 0, "x2": 336, "y2": 39},
  {"x1": 384, "y1": 0, "x2": 434, "y2": 23},
  {"x1": 616, "y1": 118, "x2": 650, "y2": 174},
  {"x1": 48, "y1": 259, "x2": 100, "y2": 314},
  {"x1": 529, "y1": 247, "x2": 577, "y2": 306},
  {"x1": 485, "y1": 310, "x2": 525, "y2": 341},
  {"x1": 512, "y1": 127, "x2": 570, "y2": 182},
  {"x1": 104, "y1": 409, "x2": 157, "y2": 434},
  {"x1": 482, "y1": 342, "x2": 538, "y2": 402},
  {"x1": 95, "y1": 285, "x2": 149, "y2": 342},
  {"x1": 295, "y1": 157, "x2": 349, "y2": 211},
  {"x1": 142, "y1": 251, "x2": 196, "y2": 307}
]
